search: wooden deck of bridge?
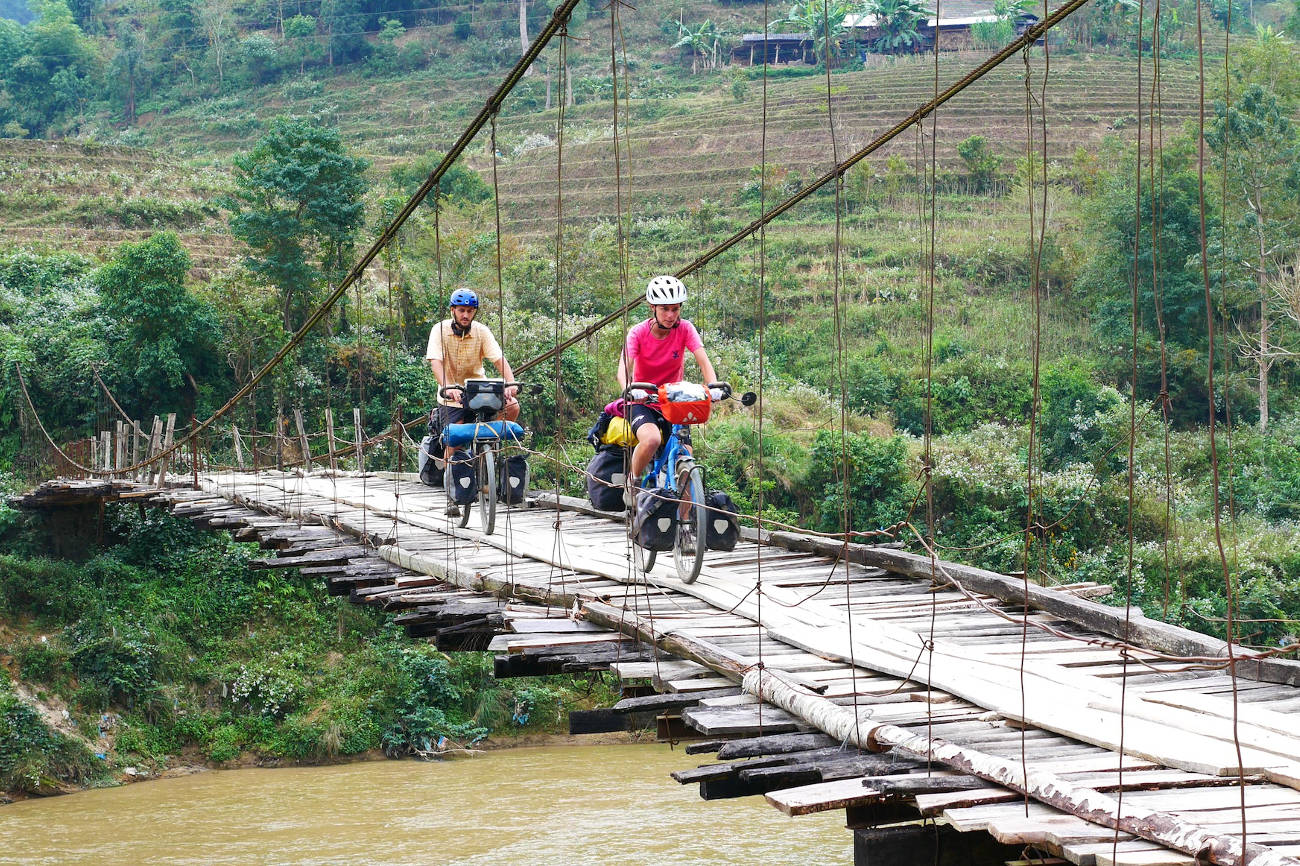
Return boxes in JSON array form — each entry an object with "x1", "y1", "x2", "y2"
[{"x1": 17, "y1": 471, "x2": 1300, "y2": 866}]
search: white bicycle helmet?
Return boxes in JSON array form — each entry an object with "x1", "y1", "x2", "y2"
[{"x1": 645, "y1": 275, "x2": 687, "y2": 305}]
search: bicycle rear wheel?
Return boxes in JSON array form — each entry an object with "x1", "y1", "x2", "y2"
[
  {"x1": 477, "y1": 444, "x2": 497, "y2": 534},
  {"x1": 674, "y1": 464, "x2": 707, "y2": 584}
]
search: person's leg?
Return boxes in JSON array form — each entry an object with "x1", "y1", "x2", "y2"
[
  {"x1": 502, "y1": 397, "x2": 520, "y2": 423},
  {"x1": 439, "y1": 406, "x2": 468, "y2": 515},
  {"x1": 626, "y1": 405, "x2": 662, "y2": 484}
]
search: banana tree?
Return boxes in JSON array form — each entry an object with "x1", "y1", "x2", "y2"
[
  {"x1": 865, "y1": 0, "x2": 929, "y2": 54},
  {"x1": 784, "y1": 0, "x2": 858, "y2": 65}
]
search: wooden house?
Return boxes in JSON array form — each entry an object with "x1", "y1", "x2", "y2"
[{"x1": 732, "y1": 1, "x2": 1038, "y2": 65}]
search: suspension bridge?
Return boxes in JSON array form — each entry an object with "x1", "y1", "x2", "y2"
[
  {"x1": 10, "y1": 0, "x2": 1299, "y2": 863},
  {"x1": 14, "y1": 459, "x2": 1300, "y2": 866}
]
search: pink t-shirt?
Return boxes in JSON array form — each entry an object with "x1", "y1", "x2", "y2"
[{"x1": 624, "y1": 318, "x2": 703, "y2": 386}]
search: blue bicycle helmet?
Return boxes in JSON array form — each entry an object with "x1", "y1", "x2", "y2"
[{"x1": 449, "y1": 288, "x2": 479, "y2": 308}]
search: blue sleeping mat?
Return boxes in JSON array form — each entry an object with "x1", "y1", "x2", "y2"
[{"x1": 441, "y1": 420, "x2": 525, "y2": 448}]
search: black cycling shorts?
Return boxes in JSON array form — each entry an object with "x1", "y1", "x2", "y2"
[
  {"x1": 627, "y1": 404, "x2": 671, "y2": 440},
  {"x1": 428, "y1": 404, "x2": 469, "y2": 439}
]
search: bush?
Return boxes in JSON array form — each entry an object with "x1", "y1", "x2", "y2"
[
  {"x1": 12, "y1": 637, "x2": 71, "y2": 688},
  {"x1": 806, "y1": 430, "x2": 913, "y2": 533},
  {"x1": 0, "y1": 681, "x2": 97, "y2": 793},
  {"x1": 1039, "y1": 359, "x2": 1124, "y2": 470},
  {"x1": 66, "y1": 618, "x2": 163, "y2": 715}
]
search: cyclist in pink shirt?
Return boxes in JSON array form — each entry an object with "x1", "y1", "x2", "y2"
[{"x1": 617, "y1": 275, "x2": 720, "y2": 482}]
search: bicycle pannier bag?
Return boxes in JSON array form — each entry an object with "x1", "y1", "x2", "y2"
[
  {"x1": 704, "y1": 490, "x2": 740, "y2": 551},
  {"x1": 418, "y1": 435, "x2": 444, "y2": 488},
  {"x1": 657, "y1": 382, "x2": 711, "y2": 425},
  {"x1": 585, "y1": 447, "x2": 627, "y2": 512},
  {"x1": 498, "y1": 454, "x2": 530, "y2": 505},
  {"x1": 633, "y1": 485, "x2": 678, "y2": 551},
  {"x1": 445, "y1": 451, "x2": 477, "y2": 505}
]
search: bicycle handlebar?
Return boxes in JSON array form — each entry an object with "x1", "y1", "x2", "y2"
[
  {"x1": 439, "y1": 381, "x2": 540, "y2": 400},
  {"x1": 622, "y1": 381, "x2": 735, "y2": 403}
]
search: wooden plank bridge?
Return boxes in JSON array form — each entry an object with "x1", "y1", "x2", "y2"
[{"x1": 17, "y1": 471, "x2": 1300, "y2": 866}]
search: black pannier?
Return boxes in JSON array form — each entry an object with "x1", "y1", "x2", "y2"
[
  {"x1": 445, "y1": 450, "x2": 477, "y2": 504},
  {"x1": 585, "y1": 447, "x2": 628, "y2": 512},
  {"x1": 418, "y1": 435, "x2": 443, "y2": 487},
  {"x1": 633, "y1": 485, "x2": 678, "y2": 551},
  {"x1": 498, "y1": 454, "x2": 530, "y2": 504},
  {"x1": 703, "y1": 490, "x2": 740, "y2": 551}
]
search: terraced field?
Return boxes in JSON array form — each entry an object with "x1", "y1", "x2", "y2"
[
  {"x1": 485, "y1": 53, "x2": 1203, "y2": 236},
  {"x1": 4, "y1": 45, "x2": 1198, "y2": 274},
  {"x1": 0, "y1": 139, "x2": 237, "y2": 276}
]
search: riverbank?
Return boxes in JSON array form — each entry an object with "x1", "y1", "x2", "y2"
[
  {"x1": 0, "y1": 505, "x2": 623, "y2": 804},
  {"x1": 3, "y1": 725, "x2": 655, "y2": 805}
]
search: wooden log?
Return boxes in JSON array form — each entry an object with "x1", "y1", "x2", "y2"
[
  {"x1": 353, "y1": 408, "x2": 365, "y2": 474},
  {"x1": 743, "y1": 668, "x2": 1300, "y2": 866},
  {"x1": 612, "y1": 688, "x2": 740, "y2": 713},
  {"x1": 324, "y1": 408, "x2": 338, "y2": 473},
  {"x1": 294, "y1": 409, "x2": 311, "y2": 472},
  {"x1": 716, "y1": 732, "x2": 840, "y2": 759}
]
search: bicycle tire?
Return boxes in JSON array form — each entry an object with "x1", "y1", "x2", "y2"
[
  {"x1": 674, "y1": 464, "x2": 707, "y2": 584},
  {"x1": 477, "y1": 443, "x2": 497, "y2": 534},
  {"x1": 641, "y1": 547, "x2": 657, "y2": 572},
  {"x1": 455, "y1": 451, "x2": 473, "y2": 529}
]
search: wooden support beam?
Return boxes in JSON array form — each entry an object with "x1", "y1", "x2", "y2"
[
  {"x1": 324, "y1": 408, "x2": 338, "y2": 473},
  {"x1": 294, "y1": 409, "x2": 311, "y2": 472},
  {"x1": 353, "y1": 408, "x2": 365, "y2": 474}
]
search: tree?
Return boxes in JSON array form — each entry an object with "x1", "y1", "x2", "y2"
[
  {"x1": 109, "y1": 25, "x2": 144, "y2": 126},
  {"x1": 956, "y1": 135, "x2": 1002, "y2": 192},
  {"x1": 95, "y1": 232, "x2": 218, "y2": 411},
  {"x1": 198, "y1": 0, "x2": 234, "y2": 89},
  {"x1": 1225, "y1": 28, "x2": 1300, "y2": 106},
  {"x1": 282, "y1": 14, "x2": 320, "y2": 75},
  {"x1": 1082, "y1": 147, "x2": 1232, "y2": 426},
  {"x1": 784, "y1": 0, "x2": 857, "y2": 65},
  {"x1": 1206, "y1": 83, "x2": 1300, "y2": 429},
  {"x1": 865, "y1": 0, "x2": 928, "y2": 54},
  {"x1": 673, "y1": 19, "x2": 726, "y2": 74},
  {"x1": 225, "y1": 117, "x2": 370, "y2": 332},
  {"x1": 0, "y1": 0, "x2": 97, "y2": 136},
  {"x1": 390, "y1": 155, "x2": 492, "y2": 208}
]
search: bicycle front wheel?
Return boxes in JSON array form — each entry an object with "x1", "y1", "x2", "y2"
[
  {"x1": 477, "y1": 444, "x2": 497, "y2": 534},
  {"x1": 674, "y1": 464, "x2": 707, "y2": 584}
]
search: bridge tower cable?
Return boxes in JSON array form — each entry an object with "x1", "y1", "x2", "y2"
[
  {"x1": 1017, "y1": 5, "x2": 1052, "y2": 821},
  {"x1": 1212, "y1": 0, "x2": 1250, "y2": 842},
  {"x1": 489, "y1": 109, "x2": 522, "y2": 607},
  {"x1": 752, "y1": 0, "x2": 772, "y2": 734},
  {"x1": 545, "y1": 28, "x2": 569, "y2": 614},
  {"x1": 818, "y1": 0, "x2": 862, "y2": 753},
  {"x1": 924, "y1": 0, "x2": 944, "y2": 782},
  {"x1": 1116, "y1": 0, "x2": 1152, "y2": 848},
  {"x1": 604, "y1": 0, "x2": 659, "y2": 675}
]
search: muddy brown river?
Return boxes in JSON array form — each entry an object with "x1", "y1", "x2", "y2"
[{"x1": 3, "y1": 743, "x2": 851, "y2": 864}]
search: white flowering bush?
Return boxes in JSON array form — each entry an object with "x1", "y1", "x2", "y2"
[
  {"x1": 228, "y1": 664, "x2": 300, "y2": 719},
  {"x1": 511, "y1": 132, "x2": 554, "y2": 157}
]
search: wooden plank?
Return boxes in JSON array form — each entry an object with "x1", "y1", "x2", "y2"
[{"x1": 766, "y1": 777, "x2": 889, "y2": 815}]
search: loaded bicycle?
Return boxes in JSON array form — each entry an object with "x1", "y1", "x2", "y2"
[
  {"x1": 438, "y1": 378, "x2": 538, "y2": 535},
  {"x1": 623, "y1": 380, "x2": 755, "y2": 583}
]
